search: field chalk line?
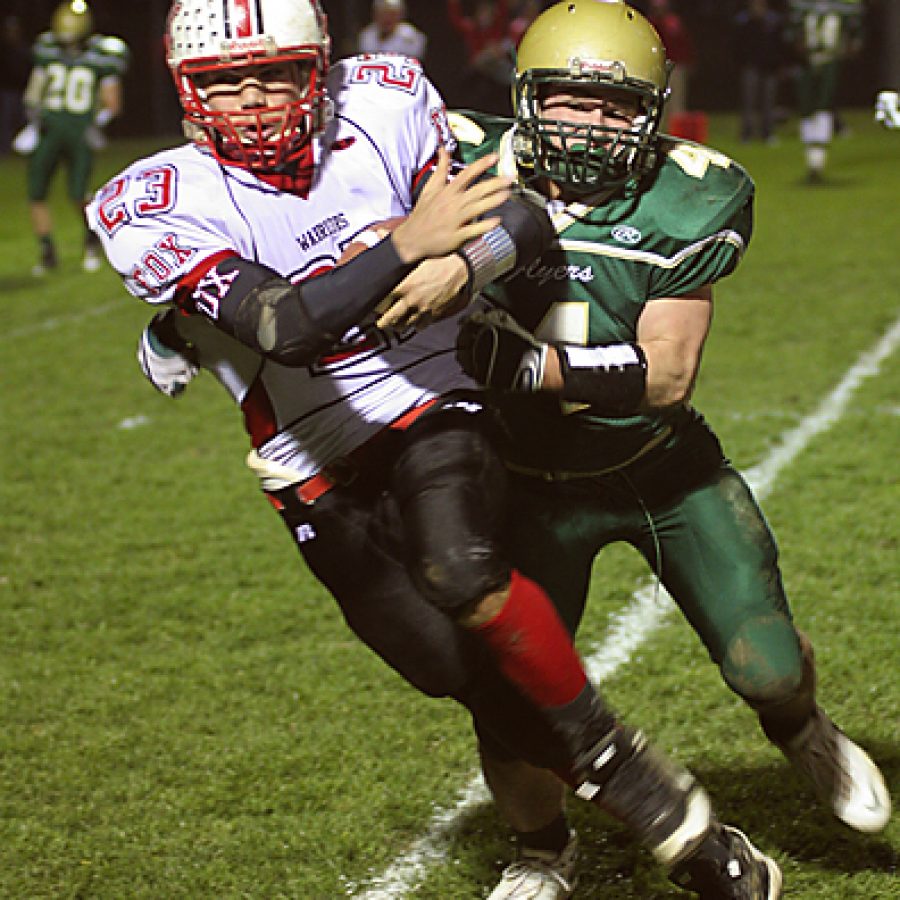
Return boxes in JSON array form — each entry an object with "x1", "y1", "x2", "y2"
[
  {"x1": 352, "y1": 311, "x2": 900, "y2": 900},
  {"x1": 0, "y1": 300, "x2": 125, "y2": 343},
  {"x1": 8, "y1": 285, "x2": 897, "y2": 897}
]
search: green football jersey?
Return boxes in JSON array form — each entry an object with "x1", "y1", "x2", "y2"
[
  {"x1": 29, "y1": 31, "x2": 129, "y2": 127},
  {"x1": 451, "y1": 110, "x2": 755, "y2": 474},
  {"x1": 788, "y1": 0, "x2": 864, "y2": 67}
]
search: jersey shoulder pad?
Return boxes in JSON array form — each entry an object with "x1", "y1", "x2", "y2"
[
  {"x1": 329, "y1": 54, "x2": 428, "y2": 112},
  {"x1": 122, "y1": 145, "x2": 220, "y2": 207},
  {"x1": 328, "y1": 54, "x2": 448, "y2": 166},
  {"x1": 648, "y1": 138, "x2": 754, "y2": 240},
  {"x1": 32, "y1": 32, "x2": 61, "y2": 64},
  {"x1": 449, "y1": 109, "x2": 513, "y2": 164},
  {"x1": 87, "y1": 34, "x2": 130, "y2": 71},
  {"x1": 99, "y1": 146, "x2": 228, "y2": 248},
  {"x1": 91, "y1": 147, "x2": 237, "y2": 302}
]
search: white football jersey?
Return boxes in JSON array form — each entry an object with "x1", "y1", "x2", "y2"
[{"x1": 87, "y1": 55, "x2": 473, "y2": 485}]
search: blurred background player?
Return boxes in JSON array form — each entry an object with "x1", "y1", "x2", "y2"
[
  {"x1": 508, "y1": 0, "x2": 545, "y2": 50},
  {"x1": 17, "y1": 0, "x2": 128, "y2": 275},
  {"x1": 732, "y1": 0, "x2": 787, "y2": 144},
  {"x1": 786, "y1": 0, "x2": 864, "y2": 182},
  {"x1": 435, "y1": 1, "x2": 890, "y2": 895},
  {"x1": 358, "y1": 0, "x2": 427, "y2": 62},
  {"x1": 875, "y1": 89, "x2": 900, "y2": 128}
]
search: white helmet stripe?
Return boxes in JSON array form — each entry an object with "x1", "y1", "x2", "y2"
[{"x1": 225, "y1": 0, "x2": 263, "y2": 39}]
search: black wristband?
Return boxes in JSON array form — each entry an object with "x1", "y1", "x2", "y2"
[{"x1": 558, "y1": 342, "x2": 648, "y2": 416}]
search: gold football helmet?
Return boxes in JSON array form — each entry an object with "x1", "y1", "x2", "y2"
[
  {"x1": 52, "y1": 1, "x2": 93, "y2": 45},
  {"x1": 513, "y1": 1, "x2": 670, "y2": 194}
]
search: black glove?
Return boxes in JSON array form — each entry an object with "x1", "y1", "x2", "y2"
[{"x1": 456, "y1": 309, "x2": 550, "y2": 391}]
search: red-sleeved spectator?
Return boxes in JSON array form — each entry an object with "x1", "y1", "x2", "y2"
[
  {"x1": 446, "y1": 0, "x2": 513, "y2": 114},
  {"x1": 508, "y1": 0, "x2": 542, "y2": 49},
  {"x1": 647, "y1": 0, "x2": 695, "y2": 121}
]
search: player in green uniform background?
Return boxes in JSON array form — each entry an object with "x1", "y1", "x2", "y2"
[
  {"x1": 432, "y1": 2, "x2": 890, "y2": 897},
  {"x1": 787, "y1": 0, "x2": 864, "y2": 182},
  {"x1": 16, "y1": 1, "x2": 128, "y2": 275}
]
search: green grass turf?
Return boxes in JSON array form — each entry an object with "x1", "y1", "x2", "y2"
[{"x1": 1, "y1": 112, "x2": 897, "y2": 897}]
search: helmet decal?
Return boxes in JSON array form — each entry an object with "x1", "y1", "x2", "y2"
[{"x1": 225, "y1": 0, "x2": 263, "y2": 40}]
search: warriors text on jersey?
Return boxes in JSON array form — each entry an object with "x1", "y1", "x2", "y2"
[
  {"x1": 26, "y1": 31, "x2": 129, "y2": 127},
  {"x1": 450, "y1": 110, "x2": 755, "y2": 474},
  {"x1": 87, "y1": 55, "x2": 471, "y2": 485}
]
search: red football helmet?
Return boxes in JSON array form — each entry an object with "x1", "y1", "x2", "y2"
[{"x1": 166, "y1": 0, "x2": 331, "y2": 176}]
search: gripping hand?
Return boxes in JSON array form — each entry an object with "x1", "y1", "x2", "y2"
[
  {"x1": 456, "y1": 309, "x2": 549, "y2": 391},
  {"x1": 137, "y1": 310, "x2": 199, "y2": 397}
]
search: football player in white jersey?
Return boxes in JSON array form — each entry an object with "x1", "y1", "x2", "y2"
[
  {"x1": 89, "y1": 0, "x2": 609, "y2": 789},
  {"x1": 88, "y1": 3, "x2": 782, "y2": 896}
]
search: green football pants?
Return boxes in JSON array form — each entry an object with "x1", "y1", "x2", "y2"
[
  {"x1": 503, "y1": 448, "x2": 805, "y2": 709},
  {"x1": 27, "y1": 120, "x2": 94, "y2": 203}
]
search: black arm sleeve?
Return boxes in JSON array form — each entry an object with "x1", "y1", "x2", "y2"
[
  {"x1": 178, "y1": 241, "x2": 415, "y2": 366},
  {"x1": 494, "y1": 184, "x2": 557, "y2": 275}
]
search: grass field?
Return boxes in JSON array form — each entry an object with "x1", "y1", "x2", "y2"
[{"x1": 1, "y1": 111, "x2": 897, "y2": 898}]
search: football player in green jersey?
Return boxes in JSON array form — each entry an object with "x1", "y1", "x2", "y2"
[
  {"x1": 417, "y1": 2, "x2": 887, "y2": 897},
  {"x1": 20, "y1": 1, "x2": 128, "y2": 275},
  {"x1": 786, "y1": 0, "x2": 864, "y2": 182}
]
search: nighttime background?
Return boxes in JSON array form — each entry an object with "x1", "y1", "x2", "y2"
[{"x1": 4, "y1": 0, "x2": 899, "y2": 141}]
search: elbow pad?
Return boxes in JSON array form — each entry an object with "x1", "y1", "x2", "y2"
[
  {"x1": 178, "y1": 243, "x2": 415, "y2": 366},
  {"x1": 558, "y1": 343, "x2": 648, "y2": 416},
  {"x1": 178, "y1": 256, "x2": 325, "y2": 365}
]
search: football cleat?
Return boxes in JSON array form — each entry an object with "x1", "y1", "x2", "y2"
[
  {"x1": 778, "y1": 706, "x2": 891, "y2": 833},
  {"x1": 32, "y1": 240, "x2": 59, "y2": 277},
  {"x1": 487, "y1": 832, "x2": 578, "y2": 900},
  {"x1": 669, "y1": 824, "x2": 782, "y2": 899},
  {"x1": 82, "y1": 248, "x2": 102, "y2": 273},
  {"x1": 83, "y1": 232, "x2": 103, "y2": 273}
]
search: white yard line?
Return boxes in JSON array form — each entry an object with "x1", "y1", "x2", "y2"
[
  {"x1": 352, "y1": 312, "x2": 900, "y2": 900},
  {"x1": 0, "y1": 300, "x2": 125, "y2": 344}
]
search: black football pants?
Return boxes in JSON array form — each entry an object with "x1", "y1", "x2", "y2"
[{"x1": 267, "y1": 396, "x2": 572, "y2": 769}]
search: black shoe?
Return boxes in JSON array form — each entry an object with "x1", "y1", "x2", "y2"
[
  {"x1": 669, "y1": 824, "x2": 782, "y2": 899},
  {"x1": 805, "y1": 169, "x2": 825, "y2": 186},
  {"x1": 33, "y1": 237, "x2": 58, "y2": 277},
  {"x1": 83, "y1": 230, "x2": 103, "y2": 272}
]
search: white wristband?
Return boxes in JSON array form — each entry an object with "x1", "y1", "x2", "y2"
[{"x1": 458, "y1": 225, "x2": 517, "y2": 295}]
